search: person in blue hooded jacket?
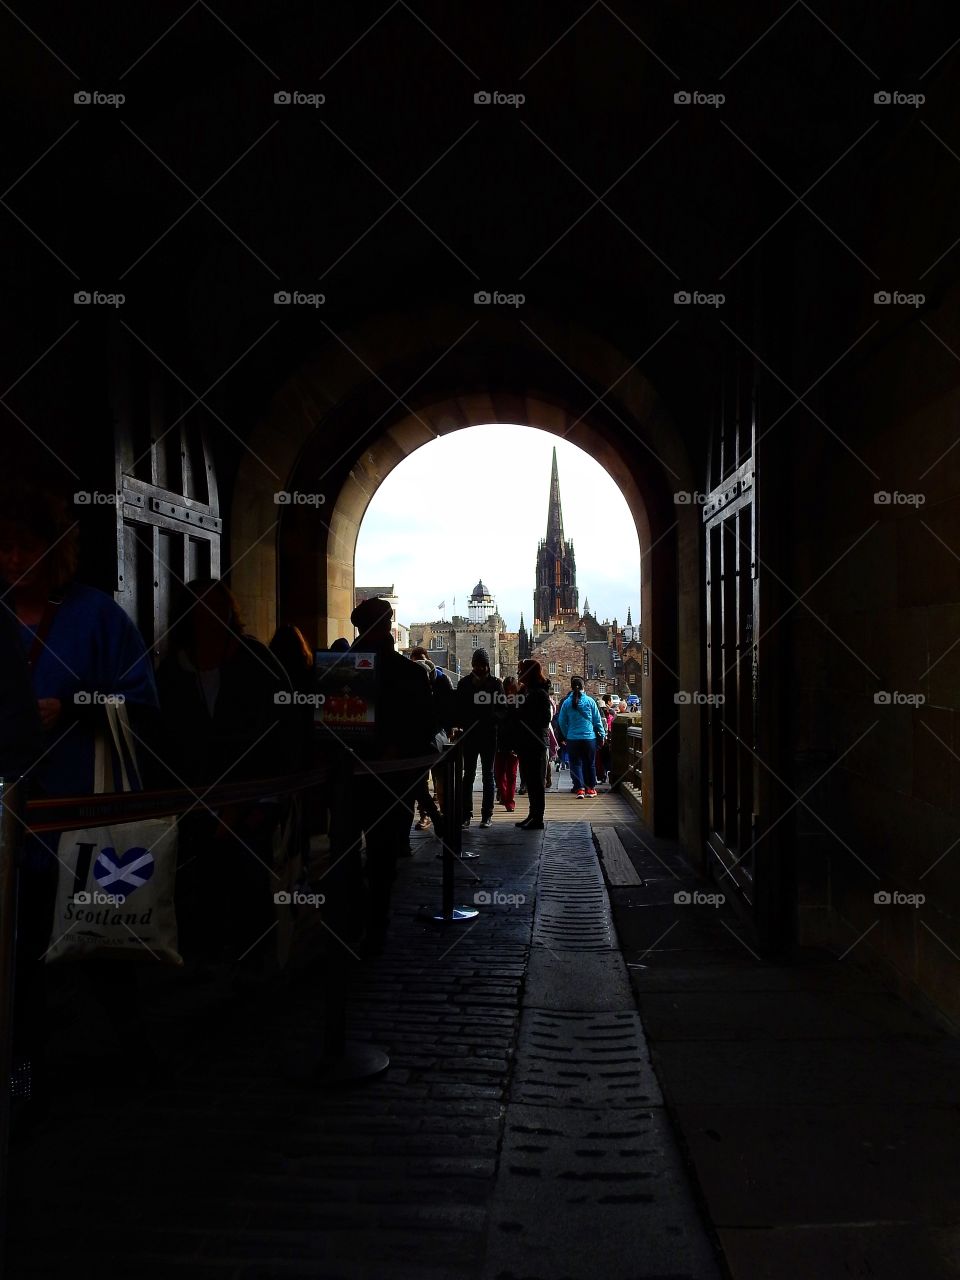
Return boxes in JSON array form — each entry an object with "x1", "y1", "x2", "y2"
[{"x1": 556, "y1": 676, "x2": 605, "y2": 797}]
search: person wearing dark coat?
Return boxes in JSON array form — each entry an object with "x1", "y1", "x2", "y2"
[
  {"x1": 450, "y1": 648, "x2": 503, "y2": 829},
  {"x1": 409, "y1": 646, "x2": 453, "y2": 831},
  {"x1": 157, "y1": 578, "x2": 294, "y2": 965},
  {"x1": 514, "y1": 658, "x2": 553, "y2": 830},
  {"x1": 324, "y1": 596, "x2": 436, "y2": 954}
]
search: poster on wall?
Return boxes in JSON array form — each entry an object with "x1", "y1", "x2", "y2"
[{"x1": 314, "y1": 650, "x2": 377, "y2": 743}]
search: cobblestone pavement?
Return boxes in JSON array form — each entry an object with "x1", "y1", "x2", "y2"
[{"x1": 6, "y1": 817, "x2": 720, "y2": 1280}]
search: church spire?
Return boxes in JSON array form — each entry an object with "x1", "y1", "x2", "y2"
[
  {"x1": 546, "y1": 446, "x2": 564, "y2": 545},
  {"x1": 533, "y1": 446, "x2": 578, "y2": 634},
  {"x1": 626, "y1": 606, "x2": 632, "y2": 625}
]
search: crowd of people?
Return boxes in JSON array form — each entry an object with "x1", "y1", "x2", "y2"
[{"x1": 0, "y1": 485, "x2": 639, "y2": 1124}]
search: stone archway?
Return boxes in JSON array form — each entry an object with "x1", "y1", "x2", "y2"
[{"x1": 230, "y1": 307, "x2": 702, "y2": 846}]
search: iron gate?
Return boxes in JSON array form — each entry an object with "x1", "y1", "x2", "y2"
[
  {"x1": 111, "y1": 336, "x2": 221, "y2": 662},
  {"x1": 702, "y1": 349, "x2": 769, "y2": 940}
]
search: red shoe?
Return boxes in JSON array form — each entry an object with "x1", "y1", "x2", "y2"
[
  {"x1": 506, "y1": 804, "x2": 516, "y2": 812},
  {"x1": 575, "y1": 789, "x2": 585, "y2": 798},
  {"x1": 585, "y1": 788, "x2": 598, "y2": 797}
]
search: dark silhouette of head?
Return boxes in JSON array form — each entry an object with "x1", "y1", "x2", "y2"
[{"x1": 350, "y1": 596, "x2": 394, "y2": 647}]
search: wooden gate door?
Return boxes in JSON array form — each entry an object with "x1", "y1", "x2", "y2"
[
  {"x1": 702, "y1": 348, "x2": 777, "y2": 948},
  {"x1": 111, "y1": 338, "x2": 221, "y2": 663}
]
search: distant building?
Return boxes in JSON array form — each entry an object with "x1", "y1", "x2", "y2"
[
  {"x1": 621, "y1": 639, "x2": 642, "y2": 696},
  {"x1": 499, "y1": 629, "x2": 520, "y2": 682},
  {"x1": 622, "y1": 606, "x2": 640, "y2": 644},
  {"x1": 408, "y1": 588, "x2": 505, "y2": 677},
  {"x1": 530, "y1": 610, "x2": 618, "y2": 702},
  {"x1": 468, "y1": 579, "x2": 497, "y2": 625},
  {"x1": 518, "y1": 613, "x2": 531, "y2": 661}
]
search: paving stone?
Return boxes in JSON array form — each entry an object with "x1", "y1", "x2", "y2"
[
  {"x1": 650, "y1": 1038, "x2": 960, "y2": 1108},
  {"x1": 636, "y1": 988, "x2": 943, "y2": 1041},
  {"x1": 482, "y1": 1103, "x2": 722, "y2": 1280},
  {"x1": 524, "y1": 949, "x2": 636, "y2": 1012},
  {"x1": 717, "y1": 1222, "x2": 960, "y2": 1280},
  {"x1": 510, "y1": 1009, "x2": 662, "y2": 1109},
  {"x1": 679, "y1": 1102, "x2": 960, "y2": 1226}
]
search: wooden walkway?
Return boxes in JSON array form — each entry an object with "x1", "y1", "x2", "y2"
[{"x1": 477, "y1": 773, "x2": 635, "y2": 827}]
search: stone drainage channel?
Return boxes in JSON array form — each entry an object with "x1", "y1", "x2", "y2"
[{"x1": 481, "y1": 822, "x2": 722, "y2": 1280}]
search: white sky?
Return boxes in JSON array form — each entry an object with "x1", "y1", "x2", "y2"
[{"x1": 355, "y1": 425, "x2": 641, "y2": 632}]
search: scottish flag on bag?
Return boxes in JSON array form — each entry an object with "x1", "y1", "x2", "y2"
[{"x1": 46, "y1": 704, "x2": 181, "y2": 965}]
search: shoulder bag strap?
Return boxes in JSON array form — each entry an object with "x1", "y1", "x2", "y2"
[{"x1": 104, "y1": 701, "x2": 142, "y2": 793}]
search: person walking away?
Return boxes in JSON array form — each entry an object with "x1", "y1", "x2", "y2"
[
  {"x1": 557, "y1": 676, "x2": 606, "y2": 798},
  {"x1": 493, "y1": 676, "x2": 521, "y2": 812},
  {"x1": 514, "y1": 659, "x2": 552, "y2": 830},
  {"x1": 450, "y1": 648, "x2": 502, "y2": 829}
]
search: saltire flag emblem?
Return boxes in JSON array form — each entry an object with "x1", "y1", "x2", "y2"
[{"x1": 93, "y1": 846, "x2": 155, "y2": 897}]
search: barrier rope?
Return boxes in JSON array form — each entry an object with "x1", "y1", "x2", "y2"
[{"x1": 22, "y1": 750, "x2": 452, "y2": 834}]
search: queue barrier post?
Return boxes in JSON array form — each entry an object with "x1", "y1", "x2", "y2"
[
  {"x1": 419, "y1": 738, "x2": 478, "y2": 926},
  {"x1": 308, "y1": 750, "x2": 388, "y2": 1086}
]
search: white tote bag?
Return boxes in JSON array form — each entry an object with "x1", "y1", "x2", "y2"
[{"x1": 46, "y1": 702, "x2": 182, "y2": 965}]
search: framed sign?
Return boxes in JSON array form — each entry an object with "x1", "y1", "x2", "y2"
[{"x1": 314, "y1": 651, "x2": 377, "y2": 742}]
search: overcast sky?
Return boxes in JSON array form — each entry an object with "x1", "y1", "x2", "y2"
[{"x1": 355, "y1": 425, "x2": 641, "y2": 632}]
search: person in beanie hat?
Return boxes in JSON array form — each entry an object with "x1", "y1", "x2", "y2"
[{"x1": 450, "y1": 647, "x2": 503, "y2": 828}]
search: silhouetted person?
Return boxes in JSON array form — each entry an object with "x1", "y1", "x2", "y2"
[
  {"x1": 325, "y1": 596, "x2": 435, "y2": 954},
  {"x1": 0, "y1": 485, "x2": 158, "y2": 1118},
  {"x1": 514, "y1": 659, "x2": 553, "y2": 830},
  {"x1": 451, "y1": 648, "x2": 503, "y2": 829},
  {"x1": 409, "y1": 646, "x2": 453, "y2": 832},
  {"x1": 158, "y1": 578, "x2": 293, "y2": 967},
  {"x1": 493, "y1": 676, "x2": 521, "y2": 812}
]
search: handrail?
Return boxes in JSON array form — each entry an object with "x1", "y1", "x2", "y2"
[{"x1": 23, "y1": 748, "x2": 454, "y2": 834}]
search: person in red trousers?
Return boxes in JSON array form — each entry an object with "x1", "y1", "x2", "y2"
[{"x1": 493, "y1": 675, "x2": 521, "y2": 812}]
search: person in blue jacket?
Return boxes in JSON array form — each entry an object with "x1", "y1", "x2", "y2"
[
  {"x1": 556, "y1": 676, "x2": 605, "y2": 798},
  {"x1": 0, "y1": 485, "x2": 158, "y2": 1123}
]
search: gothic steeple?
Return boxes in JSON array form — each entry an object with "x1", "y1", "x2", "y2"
[
  {"x1": 533, "y1": 447, "x2": 579, "y2": 634},
  {"x1": 626, "y1": 606, "x2": 632, "y2": 625},
  {"x1": 518, "y1": 612, "x2": 530, "y2": 660},
  {"x1": 546, "y1": 446, "x2": 564, "y2": 545}
]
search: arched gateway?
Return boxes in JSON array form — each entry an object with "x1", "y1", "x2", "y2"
[{"x1": 228, "y1": 308, "x2": 704, "y2": 849}]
